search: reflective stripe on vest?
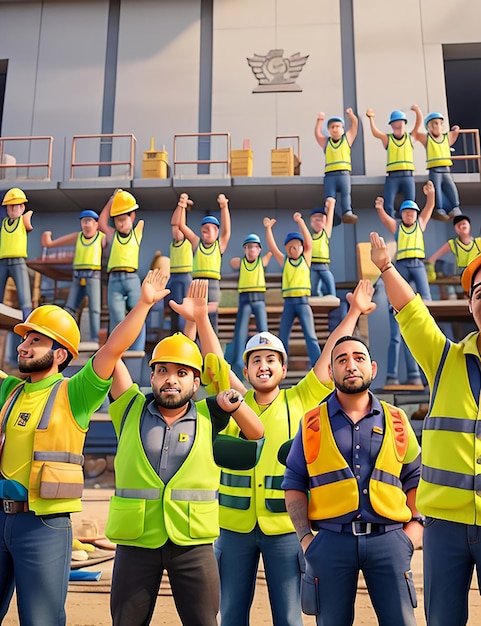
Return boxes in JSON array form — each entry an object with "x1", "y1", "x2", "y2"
[
  {"x1": 426, "y1": 133, "x2": 452, "y2": 168},
  {"x1": 396, "y1": 222, "x2": 425, "y2": 260},
  {"x1": 386, "y1": 133, "x2": 415, "y2": 172},
  {"x1": 324, "y1": 135, "x2": 352, "y2": 173},
  {"x1": 115, "y1": 488, "x2": 160, "y2": 499}
]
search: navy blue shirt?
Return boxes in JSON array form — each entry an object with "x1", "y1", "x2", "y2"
[{"x1": 281, "y1": 391, "x2": 420, "y2": 525}]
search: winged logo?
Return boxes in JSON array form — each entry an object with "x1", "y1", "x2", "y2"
[{"x1": 247, "y1": 49, "x2": 309, "y2": 93}]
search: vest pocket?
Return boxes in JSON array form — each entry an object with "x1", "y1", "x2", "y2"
[
  {"x1": 38, "y1": 462, "x2": 84, "y2": 499},
  {"x1": 189, "y1": 500, "x2": 219, "y2": 539},
  {"x1": 105, "y1": 496, "x2": 146, "y2": 540}
]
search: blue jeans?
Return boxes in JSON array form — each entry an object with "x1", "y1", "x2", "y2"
[
  {"x1": 230, "y1": 292, "x2": 268, "y2": 379},
  {"x1": 165, "y1": 272, "x2": 192, "y2": 332},
  {"x1": 280, "y1": 297, "x2": 321, "y2": 368},
  {"x1": 0, "y1": 258, "x2": 32, "y2": 319},
  {"x1": 387, "y1": 259, "x2": 431, "y2": 381},
  {"x1": 429, "y1": 167, "x2": 460, "y2": 215},
  {"x1": 214, "y1": 527, "x2": 304, "y2": 626},
  {"x1": 324, "y1": 170, "x2": 352, "y2": 216},
  {"x1": 107, "y1": 271, "x2": 145, "y2": 351},
  {"x1": 65, "y1": 271, "x2": 101, "y2": 342},
  {"x1": 423, "y1": 518, "x2": 481, "y2": 626},
  {"x1": 384, "y1": 171, "x2": 415, "y2": 218},
  {"x1": 310, "y1": 263, "x2": 336, "y2": 297},
  {"x1": 0, "y1": 510, "x2": 72, "y2": 625},
  {"x1": 305, "y1": 528, "x2": 416, "y2": 626}
]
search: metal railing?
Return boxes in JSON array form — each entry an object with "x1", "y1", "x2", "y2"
[
  {"x1": 451, "y1": 128, "x2": 481, "y2": 173},
  {"x1": 173, "y1": 132, "x2": 231, "y2": 176},
  {"x1": 0, "y1": 136, "x2": 54, "y2": 180},
  {"x1": 70, "y1": 133, "x2": 137, "y2": 180}
]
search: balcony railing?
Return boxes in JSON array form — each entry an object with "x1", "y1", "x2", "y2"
[
  {"x1": 451, "y1": 128, "x2": 481, "y2": 174},
  {"x1": 0, "y1": 136, "x2": 54, "y2": 180},
  {"x1": 70, "y1": 133, "x2": 137, "y2": 180},
  {"x1": 173, "y1": 132, "x2": 231, "y2": 176}
]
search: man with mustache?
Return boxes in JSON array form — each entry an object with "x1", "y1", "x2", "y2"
[{"x1": 283, "y1": 336, "x2": 423, "y2": 626}]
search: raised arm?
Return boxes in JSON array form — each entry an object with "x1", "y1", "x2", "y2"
[
  {"x1": 418, "y1": 181, "x2": 435, "y2": 231},
  {"x1": 110, "y1": 358, "x2": 134, "y2": 400},
  {"x1": 22, "y1": 211, "x2": 34, "y2": 232},
  {"x1": 314, "y1": 111, "x2": 328, "y2": 150},
  {"x1": 171, "y1": 193, "x2": 193, "y2": 241},
  {"x1": 366, "y1": 108, "x2": 389, "y2": 148},
  {"x1": 175, "y1": 203, "x2": 200, "y2": 250},
  {"x1": 370, "y1": 231, "x2": 416, "y2": 311},
  {"x1": 98, "y1": 193, "x2": 116, "y2": 241},
  {"x1": 324, "y1": 197, "x2": 335, "y2": 239},
  {"x1": 345, "y1": 108, "x2": 359, "y2": 146},
  {"x1": 410, "y1": 104, "x2": 427, "y2": 146},
  {"x1": 294, "y1": 212, "x2": 312, "y2": 265},
  {"x1": 448, "y1": 124, "x2": 461, "y2": 146},
  {"x1": 41, "y1": 230, "x2": 78, "y2": 248},
  {"x1": 217, "y1": 194, "x2": 231, "y2": 254},
  {"x1": 263, "y1": 217, "x2": 284, "y2": 266},
  {"x1": 312, "y1": 279, "x2": 376, "y2": 383},
  {"x1": 375, "y1": 196, "x2": 397, "y2": 235},
  {"x1": 92, "y1": 269, "x2": 170, "y2": 380},
  {"x1": 262, "y1": 250, "x2": 273, "y2": 267}
]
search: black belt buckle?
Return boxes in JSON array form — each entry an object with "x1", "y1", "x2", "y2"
[{"x1": 352, "y1": 521, "x2": 372, "y2": 536}]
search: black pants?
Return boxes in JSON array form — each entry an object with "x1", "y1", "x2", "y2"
[{"x1": 110, "y1": 540, "x2": 219, "y2": 625}]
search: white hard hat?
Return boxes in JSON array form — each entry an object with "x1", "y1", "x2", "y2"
[{"x1": 243, "y1": 332, "x2": 287, "y2": 364}]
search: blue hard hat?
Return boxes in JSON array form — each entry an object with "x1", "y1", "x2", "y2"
[
  {"x1": 310, "y1": 206, "x2": 327, "y2": 216},
  {"x1": 424, "y1": 112, "x2": 444, "y2": 129},
  {"x1": 79, "y1": 209, "x2": 99, "y2": 220},
  {"x1": 388, "y1": 110, "x2": 408, "y2": 124},
  {"x1": 242, "y1": 233, "x2": 262, "y2": 247},
  {"x1": 284, "y1": 232, "x2": 304, "y2": 246},
  {"x1": 327, "y1": 116, "x2": 345, "y2": 127},
  {"x1": 399, "y1": 200, "x2": 420, "y2": 213},
  {"x1": 201, "y1": 215, "x2": 220, "y2": 227}
]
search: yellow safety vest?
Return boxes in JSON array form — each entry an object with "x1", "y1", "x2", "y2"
[
  {"x1": 0, "y1": 217, "x2": 28, "y2": 259},
  {"x1": 219, "y1": 389, "x2": 306, "y2": 534},
  {"x1": 107, "y1": 229, "x2": 141, "y2": 272},
  {"x1": 302, "y1": 401, "x2": 414, "y2": 522},
  {"x1": 105, "y1": 397, "x2": 220, "y2": 548},
  {"x1": 324, "y1": 135, "x2": 352, "y2": 173},
  {"x1": 386, "y1": 133, "x2": 415, "y2": 172},
  {"x1": 0, "y1": 379, "x2": 86, "y2": 515},
  {"x1": 312, "y1": 230, "x2": 330, "y2": 264},
  {"x1": 396, "y1": 222, "x2": 425, "y2": 260},
  {"x1": 73, "y1": 231, "x2": 105, "y2": 270},
  {"x1": 282, "y1": 256, "x2": 311, "y2": 297},
  {"x1": 192, "y1": 240, "x2": 222, "y2": 280},
  {"x1": 169, "y1": 238, "x2": 193, "y2": 273},
  {"x1": 448, "y1": 237, "x2": 481, "y2": 272},
  {"x1": 416, "y1": 332, "x2": 481, "y2": 524},
  {"x1": 426, "y1": 133, "x2": 453, "y2": 168},
  {"x1": 238, "y1": 257, "x2": 266, "y2": 293}
]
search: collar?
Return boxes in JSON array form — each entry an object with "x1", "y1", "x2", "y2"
[
  {"x1": 327, "y1": 390, "x2": 382, "y2": 419},
  {"x1": 23, "y1": 373, "x2": 63, "y2": 393}
]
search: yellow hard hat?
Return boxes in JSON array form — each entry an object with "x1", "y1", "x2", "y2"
[
  {"x1": 110, "y1": 189, "x2": 138, "y2": 217},
  {"x1": 14, "y1": 305, "x2": 81, "y2": 359},
  {"x1": 2, "y1": 188, "x2": 28, "y2": 206},
  {"x1": 149, "y1": 332, "x2": 203, "y2": 373}
]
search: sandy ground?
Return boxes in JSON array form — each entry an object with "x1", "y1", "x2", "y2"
[{"x1": 4, "y1": 489, "x2": 481, "y2": 625}]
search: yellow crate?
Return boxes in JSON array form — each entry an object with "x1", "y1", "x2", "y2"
[
  {"x1": 142, "y1": 150, "x2": 168, "y2": 179},
  {"x1": 271, "y1": 147, "x2": 294, "y2": 176},
  {"x1": 230, "y1": 149, "x2": 253, "y2": 177}
]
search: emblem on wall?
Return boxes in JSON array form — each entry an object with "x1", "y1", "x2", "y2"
[{"x1": 247, "y1": 49, "x2": 309, "y2": 93}]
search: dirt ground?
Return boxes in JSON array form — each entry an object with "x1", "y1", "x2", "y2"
[{"x1": 4, "y1": 489, "x2": 481, "y2": 625}]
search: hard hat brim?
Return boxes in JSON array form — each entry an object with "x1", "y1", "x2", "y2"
[{"x1": 461, "y1": 255, "x2": 481, "y2": 294}]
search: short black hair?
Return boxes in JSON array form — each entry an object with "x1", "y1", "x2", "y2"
[{"x1": 331, "y1": 336, "x2": 371, "y2": 364}]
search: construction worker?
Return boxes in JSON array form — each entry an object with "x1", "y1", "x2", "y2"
[
  {"x1": 0, "y1": 268, "x2": 170, "y2": 626},
  {"x1": 41, "y1": 209, "x2": 107, "y2": 343},
  {"x1": 106, "y1": 332, "x2": 264, "y2": 626},
  {"x1": 171, "y1": 278, "x2": 377, "y2": 626},
  {"x1": 0, "y1": 187, "x2": 33, "y2": 320},
  {"x1": 283, "y1": 335, "x2": 422, "y2": 626},
  {"x1": 98, "y1": 189, "x2": 145, "y2": 351}
]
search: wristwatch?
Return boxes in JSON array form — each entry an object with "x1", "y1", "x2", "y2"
[{"x1": 410, "y1": 515, "x2": 425, "y2": 526}]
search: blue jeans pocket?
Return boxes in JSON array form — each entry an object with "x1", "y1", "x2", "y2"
[
  {"x1": 405, "y1": 569, "x2": 417, "y2": 608},
  {"x1": 301, "y1": 571, "x2": 320, "y2": 615}
]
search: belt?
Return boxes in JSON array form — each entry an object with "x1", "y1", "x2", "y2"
[
  {"x1": 2, "y1": 499, "x2": 29, "y2": 514},
  {"x1": 312, "y1": 520, "x2": 402, "y2": 535}
]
